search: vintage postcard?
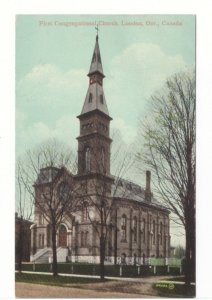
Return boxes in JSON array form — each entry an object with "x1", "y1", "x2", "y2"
[{"x1": 15, "y1": 15, "x2": 195, "y2": 298}]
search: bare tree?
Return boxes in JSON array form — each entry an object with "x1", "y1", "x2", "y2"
[
  {"x1": 136, "y1": 70, "x2": 195, "y2": 286},
  {"x1": 16, "y1": 161, "x2": 33, "y2": 272},
  {"x1": 17, "y1": 138, "x2": 78, "y2": 276}
]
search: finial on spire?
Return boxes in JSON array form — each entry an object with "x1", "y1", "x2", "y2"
[{"x1": 95, "y1": 24, "x2": 99, "y2": 40}]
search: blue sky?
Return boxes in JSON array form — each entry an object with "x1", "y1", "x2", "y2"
[{"x1": 16, "y1": 15, "x2": 195, "y2": 155}]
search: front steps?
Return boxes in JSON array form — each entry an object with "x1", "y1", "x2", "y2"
[{"x1": 31, "y1": 247, "x2": 68, "y2": 263}]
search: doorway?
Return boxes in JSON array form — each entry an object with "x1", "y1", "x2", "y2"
[{"x1": 58, "y1": 224, "x2": 67, "y2": 247}]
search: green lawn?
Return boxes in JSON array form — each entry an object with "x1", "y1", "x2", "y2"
[{"x1": 15, "y1": 273, "x2": 107, "y2": 287}]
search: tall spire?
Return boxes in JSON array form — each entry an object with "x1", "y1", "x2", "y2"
[
  {"x1": 80, "y1": 33, "x2": 110, "y2": 117},
  {"x1": 88, "y1": 32, "x2": 104, "y2": 77}
]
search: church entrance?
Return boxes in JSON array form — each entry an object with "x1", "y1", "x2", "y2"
[{"x1": 58, "y1": 224, "x2": 67, "y2": 247}]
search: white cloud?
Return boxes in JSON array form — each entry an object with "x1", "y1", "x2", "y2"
[
  {"x1": 16, "y1": 114, "x2": 79, "y2": 156},
  {"x1": 106, "y1": 42, "x2": 187, "y2": 122},
  {"x1": 111, "y1": 117, "x2": 136, "y2": 144},
  {"x1": 17, "y1": 64, "x2": 87, "y2": 112}
]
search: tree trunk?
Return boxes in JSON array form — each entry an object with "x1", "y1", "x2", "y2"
[
  {"x1": 17, "y1": 219, "x2": 23, "y2": 273},
  {"x1": 184, "y1": 211, "x2": 195, "y2": 288},
  {"x1": 51, "y1": 224, "x2": 58, "y2": 276},
  {"x1": 100, "y1": 235, "x2": 105, "y2": 280},
  {"x1": 114, "y1": 210, "x2": 117, "y2": 265}
]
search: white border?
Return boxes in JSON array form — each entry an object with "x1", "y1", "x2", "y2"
[{"x1": 0, "y1": 0, "x2": 212, "y2": 299}]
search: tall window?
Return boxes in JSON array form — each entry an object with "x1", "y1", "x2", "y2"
[
  {"x1": 82, "y1": 202, "x2": 88, "y2": 221},
  {"x1": 153, "y1": 220, "x2": 156, "y2": 244},
  {"x1": 85, "y1": 147, "x2": 91, "y2": 172},
  {"x1": 121, "y1": 214, "x2": 127, "y2": 241},
  {"x1": 101, "y1": 147, "x2": 105, "y2": 170},
  {"x1": 160, "y1": 222, "x2": 163, "y2": 245},
  {"x1": 39, "y1": 234, "x2": 44, "y2": 248},
  {"x1": 81, "y1": 232, "x2": 84, "y2": 247},
  {"x1": 85, "y1": 231, "x2": 89, "y2": 246},
  {"x1": 133, "y1": 216, "x2": 137, "y2": 242},
  {"x1": 100, "y1": 94, "x2": 104, "y2": 104},
  {"x1": 39, "y1": 214, "x2": 44, "y2": 225},
  {"x1": 143, "y1": 219, "x2": 146, "y2": 243},
  {"x1": 88, "y1": 93, "x2": 92, "y2": 103}
]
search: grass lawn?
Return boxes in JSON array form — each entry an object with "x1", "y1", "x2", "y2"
[{"x1": 15, "y1": 273, "x2": 107, "y2": 287}]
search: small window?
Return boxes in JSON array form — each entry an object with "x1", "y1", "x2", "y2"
[
  {"x1": 92, "y1": 53, "x2": 96, "y2": 62},
  {"x1": 121, "y1": 215, "x2": 127, "y2": 241},
  {"x1": 89, "y1": 93, "x2": 93, "y2": 103},
  {"x1": 100, "y1": 94, "x2": 104, "y2": 104},
  {"x1": 97, "y1": 53, "x2": 101, "y2": 63}
]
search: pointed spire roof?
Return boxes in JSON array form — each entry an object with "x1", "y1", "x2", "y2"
[
  {"x1": 88, "y1": 35, "x2": 105, "y2": 77},
  {"x1": 79, "y1": 34, "x2": 111, "y2": 118},
  {"x1": 81, "y1": 83, "x2": 109, "y2": 116}
]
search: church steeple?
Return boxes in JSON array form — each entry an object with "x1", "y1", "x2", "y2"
[
  {"x1": 77, "y1": 33, "x2": 112, "y2": 177},
  {"x1": 88, "y1": 34, "x2": 104, "y2": 77},
  {"x1": 80, "y1": 34, "x2": 110, "y2": 117}
]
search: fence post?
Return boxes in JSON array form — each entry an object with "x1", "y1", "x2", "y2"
[
  {"x1": 154, "y1": 265, "x2": 156, "y2": 275},
  {"x1": 33, "y1": 262, "x2": 35, "y2": 271},
  {"x1": 180, "y1": 265, "x2": 182, "y2": 274},
  {"x1": 167, "y1": 265, "x2": 170, "y2": 274},
  {"x1": 50, "y1": 263, "x2": 52, "y2": 272},
  {"x1": 137, "y1": 265, "x2": 140, "y2": 275},
  {"x1": 119, "y1": 265, "x2": 122, "y2": 277},
  {"x1": 71, "y1": 264, "x2": 74, "y2": 274}
]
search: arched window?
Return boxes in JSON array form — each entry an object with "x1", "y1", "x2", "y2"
[
  {"x1": 153, "y1": 220, "x2": 156, "y2": 244},
  {"x1": 121, "y1": 214, "x2": 127, "y2": 241},
  {"x1": 133, "y1": 216, "x2": 137, "y2": 242},
  {"x1": 58, "y1": 224, "x2": 67, "y2": 247},
  {"x1": 81, "y1": 232, "x2": 84, "y2": 247},
  {"x1": 85, "y1": 147, "x2": 91, "y2": 172}
]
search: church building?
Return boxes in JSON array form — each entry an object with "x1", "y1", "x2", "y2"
[{"x1": 30, "y1": 34, "x2": 170, "y2": 265}]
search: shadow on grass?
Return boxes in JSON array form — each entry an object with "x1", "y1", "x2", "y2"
[{"x1": 15, "y1": 273, "x2": 107, "y2": 287}]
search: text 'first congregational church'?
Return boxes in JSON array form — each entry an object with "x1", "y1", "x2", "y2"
[{"x1": 30, "y1": 33, "x2": 170, "y2": 264}]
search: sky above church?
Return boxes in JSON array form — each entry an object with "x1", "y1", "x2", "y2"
[
  {"x1": 16, "y1": 15, "x2": 195, "y2": 246},
  {"x1": 16, "y1": 15, "x2": 195, "y2": 155}
]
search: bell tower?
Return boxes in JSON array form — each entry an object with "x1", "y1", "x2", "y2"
[{"x1": 77, "y1": 34, "x2": 113, "y2": 178}]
